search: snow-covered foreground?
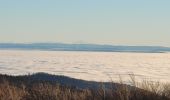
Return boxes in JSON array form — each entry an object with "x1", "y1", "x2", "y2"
[{"x1": 0, "y1": 50, "x2": 170, "y2": 82}]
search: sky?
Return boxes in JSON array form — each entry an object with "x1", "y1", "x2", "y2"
[{"x1": 0, "y1": 0, "x2": 170, "y2": 46}]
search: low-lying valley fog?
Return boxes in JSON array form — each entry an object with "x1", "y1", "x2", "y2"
[{"x1": 0, "y1": 50, "x2": 170, "y2": 82}]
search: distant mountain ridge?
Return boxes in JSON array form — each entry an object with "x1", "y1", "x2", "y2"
[{"x1": 0, "y1": 43, "x2": 170, "y2": 53}]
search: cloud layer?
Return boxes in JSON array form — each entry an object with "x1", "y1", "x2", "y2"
[{"x1": 0, "y1": 50, "x2": 170, "y2": 82}]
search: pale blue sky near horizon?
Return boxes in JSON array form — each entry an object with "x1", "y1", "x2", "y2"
[{"x1": 0, "y1": 0, "x2": 170, "y2": 46}]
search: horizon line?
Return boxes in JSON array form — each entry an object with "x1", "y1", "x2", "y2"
[{"x1": 0, "y1": 42, "x2": 170, "y2": 48}]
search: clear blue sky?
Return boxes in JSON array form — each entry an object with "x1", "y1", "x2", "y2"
[{"x1": 0, "y1": 0, "x2": 170, "y2": 46}]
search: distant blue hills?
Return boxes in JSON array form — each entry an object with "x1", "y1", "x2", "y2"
[{"x1": 0, "y1": 43, "x2": 170, "y2": 53}]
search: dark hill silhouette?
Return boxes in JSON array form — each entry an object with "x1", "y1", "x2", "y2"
[
  {"x1": 0, "y1": 72, "x2": 125, "y2": 89},
  {"x1": 0, "y1": 73, "x2": 169, "y2": 100}
]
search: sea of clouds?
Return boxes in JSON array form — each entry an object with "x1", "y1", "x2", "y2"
[{"x1": 0, "y1": 50, "x2": 170, "y2": 83}]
